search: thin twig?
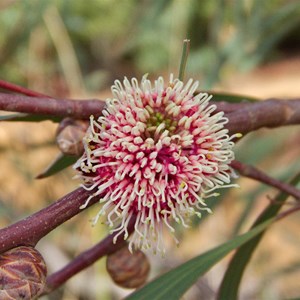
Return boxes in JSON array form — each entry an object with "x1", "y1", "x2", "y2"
[
  {"x1": 231, "y1": 160, "x2": 300, "y2": 200},
  {"x1": 43, "y1": 218, "x2": 136, "y2": 294},
  {"x1": 0, "y1": 79, "x2": 51, "y2": 98},
  {"x1": 0, "y1": 188, "x2": 99, "y2": 254},
  {"x1": 276, "y1": 203, "x2": 300, "y2": 221}
]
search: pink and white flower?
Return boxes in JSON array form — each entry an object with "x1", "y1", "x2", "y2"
[{"x1": 75, "y1": 75, "x2": 237, "y2": 254}]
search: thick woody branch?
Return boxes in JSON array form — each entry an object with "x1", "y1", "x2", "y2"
[
  {"x1": 0, "y1": 93, "x2": 250, "y2": 118},
  {"x1": 0, "y1": 188, "x2": 99, "y2": 254},
  {"x1": 43, "y1": 218, "x2": 135, "y2": 294},
  {"x1": 0, "y1": 93, "x2": 105, "y2": 119},
  {"x1": 225, "y1": 99, "x2": 300, "y2": 134},
  {"x1": 231, "y1": 160, "x2": 300, "y2": 200},
  {"x1": 0, "y1": 92, "x2": 299, "y2": 134}
]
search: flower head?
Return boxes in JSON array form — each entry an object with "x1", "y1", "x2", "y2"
[{"x1": 75, "y1": 75, "x2": 237, "y2": 254}]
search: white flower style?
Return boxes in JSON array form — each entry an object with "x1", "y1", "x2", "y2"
[{"x1": 74, "y1": 75, "x2": 238, "y2": 254}]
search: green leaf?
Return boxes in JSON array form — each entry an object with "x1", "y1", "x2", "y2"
[
  {"x1": 0, "y1": 113, "x2": 62, "y2": 122},
  {"x1": 217, "y1": 173, "x2": 300, "y2": 300},
  {"x1": 126, "y1": 219, "x2": 273, "y2": 300},
  {"x1": 36, "y1": 153, "x2": 78, "y2": 179},
  {"x1": 209, "y1": 91, "x2": 259, "y2": 103}
]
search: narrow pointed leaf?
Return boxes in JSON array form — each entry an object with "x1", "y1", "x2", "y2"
[
  {"x1": 126, "y1": 219, "x2": 273, "y2": 300},
  {"x1": 217, "y1": 173, "x2": 300, "y2": 300},
  {"x1": 0, "y1": 113, "x2": 62, "y2": 122},
  {"x1": 209, "y1": 91, "x2": 259, "y2": 103},
  {"x1": 36, "y1": 153, "x2": 78, "y2": 179}
]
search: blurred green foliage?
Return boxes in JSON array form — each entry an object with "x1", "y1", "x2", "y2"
[{"x1": 0, "y1": 0, "x2": 299, "y2": 92}]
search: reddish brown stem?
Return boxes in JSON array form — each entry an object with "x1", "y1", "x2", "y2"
[
  {"x1": 276, "y1": 203, "x2": 300, "y2": 221},
  {"x1": 43, "y1": 218, "x2": 135, "y2": 294},
  {"x1": 0, "y1": 93, "x2": 105, "y2": 119},
  {"x1": 225, "y1": 99, "x2": 300, "y2": 134},
  {"x1": 0, "y1": 79, "x2": 51, "y2": 98},
  {"x1": 0, "y1": 188, "x2": 99, "y2": 254},
  {"x1": 0, "y1": 93, "x2": 299, "y2": 134},
  {"x1": 231, "y1": 160, "x2": 300, "y2": 200}
]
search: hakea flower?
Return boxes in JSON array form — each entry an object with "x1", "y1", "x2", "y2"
[{"x1": 74, "y1": 74, "x2": 238, "y2": 254}]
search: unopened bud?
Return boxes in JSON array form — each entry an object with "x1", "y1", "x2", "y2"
[
  {"x1": 106, "y1": 246, "x2": 150, "y2": 289},
  {"x1": 56, "y1": 118, "x2": 88, "y2": 156},
  {"x1": 0, "y1": 246, "x2": 47, "y2": 299}
]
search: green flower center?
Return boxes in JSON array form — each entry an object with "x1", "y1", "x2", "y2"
[{"x1": 145, "y1": 111, "x2": 177, "y2": 138}]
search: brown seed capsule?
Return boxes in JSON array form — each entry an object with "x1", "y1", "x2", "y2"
[
  {"x1": 56, "y1": 118, "x2": 88, "y2": 156},
  {"x1": 106, "y1": 246, "x2": 150, "y2": 289},
  {"x1": 0, "y1": 246, "x2": 47, "y2": 300}
]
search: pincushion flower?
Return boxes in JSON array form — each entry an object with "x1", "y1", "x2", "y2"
[{"x1": 74, "y1": 75, "x2": 237, "y2": 254}]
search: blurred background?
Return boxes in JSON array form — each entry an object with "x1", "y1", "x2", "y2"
[{"x1": 0, "y1": 0, "x2": 300, "y2": 299}]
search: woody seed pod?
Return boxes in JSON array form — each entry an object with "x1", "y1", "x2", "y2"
[
  {"x1": 106, "y1": 246, "x2": 150, "y2": 289},
  {"x1": 56, "y1": 118, "x2": 88, "y2": 156},
  {"x1": 0, "y1": 246, "x2": 47, "y2": 300}
]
